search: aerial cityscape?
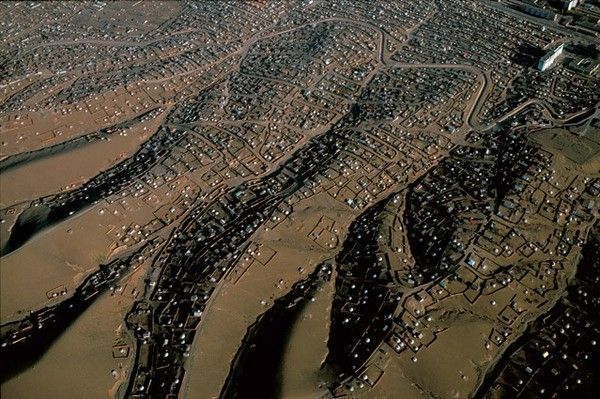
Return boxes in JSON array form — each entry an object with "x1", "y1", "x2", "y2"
[{"x1": 0, "y1": 1, "x2": 598, "y2": 398}]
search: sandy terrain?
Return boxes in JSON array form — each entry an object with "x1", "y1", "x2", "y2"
[
  {"x1": 182, "y1": 194, "x2": 353, "y2": 399},
  {"x1": 1, "y1": 260, "x2": 150, "y2": 399},
  {"x1": 0, "y1": 204, "x2": 113, "y2": 321},
  {"x1": 0, "y1": 110, "x2": 165, "y2": 207},
  {"x1": 278, "y1": 269, "x2": 336, "y2": 399},
  {"x1": 1, "y1": 1, "x2": 598, "y2": 398}
]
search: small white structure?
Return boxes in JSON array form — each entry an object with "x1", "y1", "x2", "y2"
[{"x1": 564, "y1": 0, "x2": 579, "y2": 11}]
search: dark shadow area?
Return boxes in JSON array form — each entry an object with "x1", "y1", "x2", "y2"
[
  {"x1": 510, "y1": 43, "x2": 545, "y2": 68},
  {"x1": 220, "y1": 264, "x2": 332, "y2": 399}
]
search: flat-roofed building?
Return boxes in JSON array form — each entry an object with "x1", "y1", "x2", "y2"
[{"x1": 538, "y1": 44, "x2": 564, "y2": 71}]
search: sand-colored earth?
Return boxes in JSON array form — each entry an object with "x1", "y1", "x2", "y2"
[
  {"x1": 1, "y1": 261, "x2": 149, "y2": 399},
  {"x1": 182, "y1": 193, "x2": 354, "y2": 399},
  {"x1": 0, "y1": 204, "x2": 113, "y2": 321},
  {"x1": 532, "y1": 127, "x2": 600, "y2": 167},
  {"x1": 0, "y1": 111, "x2": 164, "y2": 207},
  {"x1": 279, "y1": 269, "x2": 336, "y2": 399}
]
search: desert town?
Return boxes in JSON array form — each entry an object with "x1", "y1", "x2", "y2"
[{"x1": 0, "y1": 1, "x2": 598, "y2": 398}]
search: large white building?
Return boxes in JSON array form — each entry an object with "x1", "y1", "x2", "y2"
[{"x1": 538, "y1": 44, "x2": 564, "y2": 71}]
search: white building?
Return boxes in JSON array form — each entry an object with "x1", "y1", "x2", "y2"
[
  {"x1": 564, "y1": 0, "x2": 579, "y2": 11},
  {"x1": 538, "y1": 44, "x2": 564, "y2": 71}
]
